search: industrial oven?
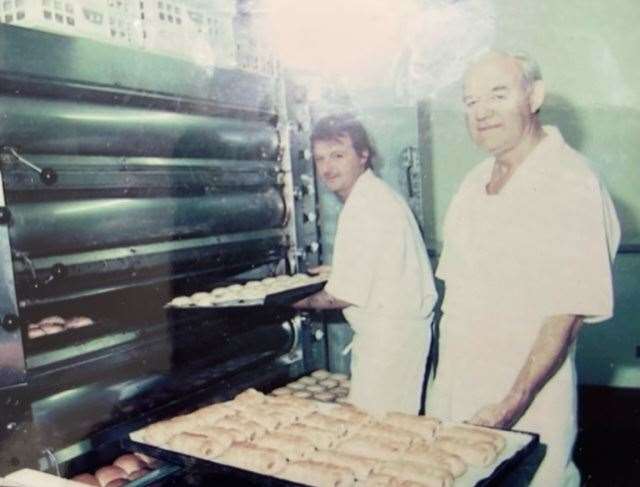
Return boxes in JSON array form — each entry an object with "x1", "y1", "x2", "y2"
[{"x1": 0, "y1": 23, "x2": 327, "y2": 484}]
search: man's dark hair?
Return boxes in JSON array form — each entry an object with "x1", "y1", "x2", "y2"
[{"x1": 310, "y1": 113, "x2": 378, "y2": 170}]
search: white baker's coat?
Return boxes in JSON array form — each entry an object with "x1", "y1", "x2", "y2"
[
  {"x1": 428, "y1": 126, "x2": 620, "y2": 486},
  {"x1": 325, "y1": 169, "x2": 437, "y2": 416}
]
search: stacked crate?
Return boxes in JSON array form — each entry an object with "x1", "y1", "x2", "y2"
[
  {"x1": 0, "y1": 0, "x2": 141, "y2": 47},
  {"x1": 137, "y1": 0, "x2": 236, "y2": 66}
]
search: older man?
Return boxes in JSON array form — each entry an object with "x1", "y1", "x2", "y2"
[
  {"x1": 427, "y1": 51, "x2": 620, "y2": 486},
  {"x1": 294, "y1": 113, "x2": 437, "y2": 416}
]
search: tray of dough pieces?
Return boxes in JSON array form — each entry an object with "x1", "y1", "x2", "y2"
[
  {"x1": 124, "y1": 388, "x2": 540, "y2": 487},
  {"x1": 165, "y1": 272, "x2": 328, "y2": 309}
]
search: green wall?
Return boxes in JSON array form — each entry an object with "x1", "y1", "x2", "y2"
[{"x1": 424, "y1": 0, "x2": 640, "y2": 387}]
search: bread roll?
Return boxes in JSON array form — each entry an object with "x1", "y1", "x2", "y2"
[
  {"x1": 333, "y1": 387, "x2": 349, "y2": 398},
  {"x1": 214, "y1": 417, "x2": 267, "y2": 440},
  {"x1": 313, "y1": 392, "x2": 337, "y2": 403},
  {"x1": 94, "y1": 465, "x2": 127, "y2": 487},
  {"x1": 66, "y1": 316, "x2": 94, "y2": 329},
  {"x1": 336, "y1": 435, "x2": 406, "y2": 461},
  {"x1": 188, "y1": 403, "x2": 236, "y2": 425},
  {"x1": 71, "y1": 473, "x2": 100, "y2": 486},
  {"x1": 128, "y1": 468, "x2": 150, "y2": 481},
  {"x1": 190, "y1": 292, "x2": 214, "y2": 306},
  {"x1": 403, "y1": 444, "x2": 467, "y2": 478},
  {"x1": 169, "y1": 296, "x2": 192, "y2": 307},
  {"x1": 336, "y1": 397, "x2": 351, "y2": 405},
  {"x1": 142, "y1": 417, "x2": 192, "y2": 444},
  {"x1": 280, "y1": 423, "x2": 338, "y2": 449},
  {"x1": 356, "y1": 422, "x2": 422, "y2": 446},
  {"x1": 359, "y1": 474, "x2": 402, "y2": 487},
  {"x1": 183, "y1": 426, "x2": 236, "y2": 446},
  {"x1": 293, "y1": 391, "x2": 313, "y2": 399},
  {"x1": 216, "y1": 442, "x2": 286, "y2": 475},
  {"x1": 306, "y1": 385, "x2": 326, "y2": 394},
  {"x1": 41, "y1": 322, "x2": 65, "y2": 334},
  {"x1": 312, "y1": 450, "x2": 376, "y2": 481},
  {"x1": 278, "y1": 460, "x2": 356, "y2": 487},
  {"x1": 311, "y1": 369, "x2": 331, "y2": 380},
  {"x1": 233, "y1": 388, "x2": 266, "y2": 404},
  {"x1": 324, "y1": 405, "x2": 371, "y2": 424},
  {"x1": 270, "y1": 387, "x2": 292, "y2": 397},
  {"x1": 113, "y1": 454, "x2": 145, "y2": 475},
  {"x1": 319, "y1": 379, "x2": 339, "y2": 389},
  {"x1": 433, "y1": 436, "x2": 497, "y2": 467},
  {"x1": 286, "y1": 382, "x2": 307, "y2": 391},
  {"x1": 329, "y1": 372, "x2": 348, "y2": 381},
  {"x1": 374, "y1": 461, "x2": 454, "y2": 487},
  {"x1": 266, "y1": 395, "x2": 318, "y2": 415},
  {"x1": 237, "y1": 409, "x2": 283, "y2": 431},
  {"x1": 28, "y1": 326, "x2": 46, "y2": 339},
  {"x1": 104, "y1": 480, "x2": 127, "y2": 487},
  {"x1": 439, "y1": 425, "x2": 506, "y2": 453},
  {"x1": 301, "y1": 413, "x2": 351, "y2": 436},
  {"x1": 227, "y1": 284, "x2": 243, "y2": 292},
  {"x1": 262, "y1": 277, "x2": 277, "y2": 285},
  {"x1": 382, "y1": 412, "x2": 440, "y2": 442},
  {"x1": 38, "y1": 315, "x2": 65, "y2": 326},
  {"x1": 132, "y1": 453, "x2": 159, "y2": 468},
  {"x1": 166, "y1": 432, "x2": 229, "y2": 459},
  {"x1": 252, "y1": 432, "x2": 315, "y2": 461},
  {"x1": 297, "y1": 376, "x2": 318, "y2": 385}
]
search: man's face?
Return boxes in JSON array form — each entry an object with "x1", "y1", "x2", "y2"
[
  {"x1": 312, "y1": 134, "x2": 368, "y2": 199},
  {"x1": 463, "y1": 54, "x2": 536, "y2": 156}
]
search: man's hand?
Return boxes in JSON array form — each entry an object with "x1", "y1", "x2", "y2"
[
  {"x1": 307, "y1": 265, "x2": 331, "y2": 276},
  {"x1": 468, "y1": 392, "x2": 528, "y2": 429},
  {"x1": 291, "y1": 289, "x2": 351, "y2": 310}
]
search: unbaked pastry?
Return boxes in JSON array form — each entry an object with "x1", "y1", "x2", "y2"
[
  {"x1": 277, "y1": 460, "x2": 356, "y2": 487},
  {"x1": 216, "y1": 442, "x2": 286, "y2": 475}
]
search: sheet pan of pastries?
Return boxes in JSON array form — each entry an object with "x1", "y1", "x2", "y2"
[{"x1": 127, "y1": 380, "x2": 538, "y2": 487}]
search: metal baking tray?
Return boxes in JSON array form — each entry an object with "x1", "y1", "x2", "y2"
[
  {"x1": 123, "y1": 425, "x2": 539, "y2": 487},
  {"x1": 121, "y1": 437, "x2": 306, "y2": 486},
  {"x1": 165, "y1": 279, "x2": 327, "y2": 309}
]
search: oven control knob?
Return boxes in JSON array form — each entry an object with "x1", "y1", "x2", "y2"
[
  {"x1": 0, "y1": 206, "x2": 11, "y2": 225},
  {"x1": 40, "y1": 168, "x2": 58, "y2": 185},
  {"x1": 2, "y1": 314, "x2": 20, "y2": 332},
  {"x1": 313, "y1": 329, "x2": 324, "y2": 341},
  {"x1": 51, "y1": 263, "x2": 67, "y2": 279}
]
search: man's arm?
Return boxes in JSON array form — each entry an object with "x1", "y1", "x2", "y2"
[
  {"x1": 469, "y1": 314, "x2": 583, "y2": 429},
  {"x1": 292, "y1": 289, "x2": 352, "y2": 310}
]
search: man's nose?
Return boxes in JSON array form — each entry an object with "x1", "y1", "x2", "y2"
[{"x1": 474, "y1": 101, "x2": 492, "y2": 120}]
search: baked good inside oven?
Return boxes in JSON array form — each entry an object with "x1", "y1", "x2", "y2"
[
  {"x1": 94, "y1": 465, "x2": 127, "y2": 487},
  {"x1": 311, "y1": 369, "x2": 331, "y2": 380},
  {"x1": 71, "y1": 473, "x2": 100, "y2": 485},
  {"x1": 66, "y1": 316, "x2": 94, "y2": 329},
  {"x1": 112, "y1": 454, "x2": 145, "y2": 475}
]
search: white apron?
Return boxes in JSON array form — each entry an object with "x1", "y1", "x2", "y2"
[
  {"x1": 428, "y1": 127, "x2": 620, "y2": 486},
  {"x1": 326, "y1": 170, "x2": 437, "y2": 416}
]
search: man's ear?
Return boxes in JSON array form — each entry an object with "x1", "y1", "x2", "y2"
[
  {"x1": 359, "y1": 149, "x2": 370, "y2": 167},
  {"x1": 529, "y1": 80, "x2": 545, "y2": 114}
]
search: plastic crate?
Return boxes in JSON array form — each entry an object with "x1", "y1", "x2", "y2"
[
  {"x1": 0, "y1": 0, "x2": 141, "y2": 47},
  {"x1": 138, "y1": 0, "x2": 236, "y2": 67}
]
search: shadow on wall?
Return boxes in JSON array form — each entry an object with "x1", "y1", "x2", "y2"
[{"x1": 540, "y1": 93, "x2": 585, "y2": 151}]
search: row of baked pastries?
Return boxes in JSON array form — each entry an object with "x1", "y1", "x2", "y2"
[{"x1": 134, "y1": 388, "x2": 507, "y2": 487}]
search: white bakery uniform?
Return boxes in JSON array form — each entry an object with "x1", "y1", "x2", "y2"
[
  {"x1": 325, "y1": 169, "x2": 437, "y2": 416},
  {"x1": 428, "y1": 126, "x2": 620, "y2": 486}
]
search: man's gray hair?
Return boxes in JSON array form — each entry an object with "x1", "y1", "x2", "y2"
[{"x1": 468, "y1": 49, "x2": 543, "y2": 88}]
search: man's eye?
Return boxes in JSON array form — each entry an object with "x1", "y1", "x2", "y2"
[
  {"x1": 334, "y1": 153, "x2": 344, "y2": 159},
  {"x1": 465, "y1": 100, "x2": 477, "y2": 108}
]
